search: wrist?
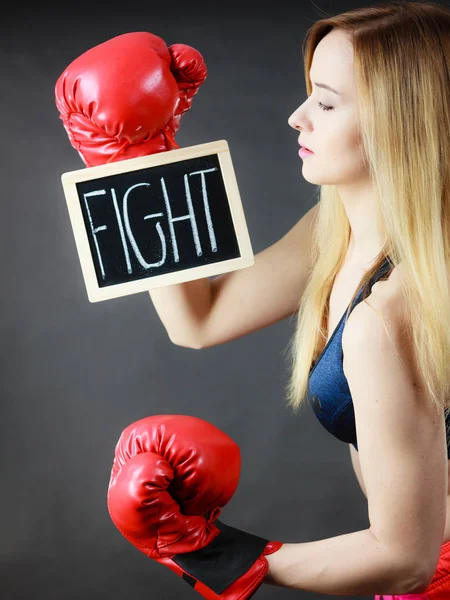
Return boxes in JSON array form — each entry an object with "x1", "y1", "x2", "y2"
[{"x1": 263, "y1": 543, "x2": 290, "y2": 587}]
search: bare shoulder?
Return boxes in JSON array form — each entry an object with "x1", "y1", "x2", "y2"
[
  {"x1": 346, "y1": 260, "x2": 450, "y2": 335},
  {"x1": 342, "y1": 264, "x2": 406, "y2": 350},
  {"x1": 343, "y1": 260, "x2": 450, "y2": 390},
  {"x1": 341, "y1": 264, "x2": 414, "y2": 383}
]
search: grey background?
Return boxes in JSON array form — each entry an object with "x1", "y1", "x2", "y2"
[{"x1": 0, "y1": 1, "x2": 420, "y2": 598}]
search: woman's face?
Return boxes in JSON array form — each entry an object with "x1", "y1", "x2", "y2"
[{"x1": 288, "y1": 28, "x2": 369, "y2": 187}]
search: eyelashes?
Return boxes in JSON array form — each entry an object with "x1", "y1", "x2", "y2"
[{"x1": 318, "y1": 102, "x2": 333, "y2": 111}]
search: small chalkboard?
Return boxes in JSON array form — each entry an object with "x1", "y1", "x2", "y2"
[{"x1": 61, "y1": 140, "x2": 254, "y2": 302}]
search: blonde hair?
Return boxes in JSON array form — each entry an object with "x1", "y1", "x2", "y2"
[{"x1": 284, "y1": 1, "x2": 450, "y2": 428}]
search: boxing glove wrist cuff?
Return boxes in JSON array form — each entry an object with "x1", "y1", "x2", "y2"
[{"x1": 172, "y1": 519, "x2": 271, "y2": 594}]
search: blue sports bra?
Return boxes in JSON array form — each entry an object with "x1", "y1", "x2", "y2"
[{"x1": 307, "y1": 256, "x2": 450, "y2": 459}]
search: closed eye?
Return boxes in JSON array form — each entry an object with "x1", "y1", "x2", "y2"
[{"x1": 318, "y1": 102, "x2": 333, "y2": 111}]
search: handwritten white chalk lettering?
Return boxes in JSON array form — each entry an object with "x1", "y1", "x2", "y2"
[
  {"x1": 83, "y1": 167, "x2": 219, "y2": 279},
  {"x1": 123, "y1": 182, "x2": 166, "y2": 269},
  {"x1": 83, "y1": 190, "x2": 108, "y2": 279},
  {"x1": 111, "y1": 187, "x2": 132, "y2": 274},
  {"x1": 190, "y1": 169, "x2": 218, "y2": 252}
]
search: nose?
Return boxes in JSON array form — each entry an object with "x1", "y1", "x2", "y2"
[{"x1": 288, "y1": 106, "x2": 303, "y2": 131}]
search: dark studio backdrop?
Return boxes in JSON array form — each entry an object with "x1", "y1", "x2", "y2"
[{"x1": 2, "y1": 1, "x2": 439, "y2": 599}]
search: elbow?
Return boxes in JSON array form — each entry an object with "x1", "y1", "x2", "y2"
[
  {"x1": 396, "y1": 576, "x2": 432, "y2": 596},
  {"x1": 393, "y1": 560, "x2": 435, "y2": 595},
  {"x1": 370, "y1": 530, "x2": 435, "y2": 596},
  {"x1": 409, "y1": 564, "x2": 436, "y2": 595}
]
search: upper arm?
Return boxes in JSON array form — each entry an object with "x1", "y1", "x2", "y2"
[
  {"x1": 197, "y1": 203, "x2": 319, "y2": 348},
  {"x1": 342, "y1": 281, "x2": 447, "y2": 585}
]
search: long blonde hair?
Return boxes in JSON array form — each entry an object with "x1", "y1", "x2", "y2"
[{"x1": 284, "y1": 1, "x2": 450, "y2": 424}]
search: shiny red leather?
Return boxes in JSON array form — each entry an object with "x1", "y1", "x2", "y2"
[
  {"x1": 107, "y1": 415, "x2": 282, "y2": 599},
  {"x1": 55, "y1": 32, "x2": 207, "y2": 166},
  {"x1": 108, "y1": 414, "x2": 240, "y2": 553}
]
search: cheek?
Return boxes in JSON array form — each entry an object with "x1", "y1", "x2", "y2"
[
  {"x1": 325, "y1": 117, "x2": 360, "y2": 156},
  {"x1": 331, "y1": 132, "x2": 364, "y2": 167},
  {"x1": 323, "y1": 119, "x2": 365, "y2": 165},
  {"x1": 303, "y1": 124, "x2": 368, "y2": 185}
]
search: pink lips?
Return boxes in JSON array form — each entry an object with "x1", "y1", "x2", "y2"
[
  {"x1": 299, "y1": 147, "x2": 314, "y2": 158},
  {"x1": 299, "y1": 141, "x2": 313, "y2": 153},
  {"x1": 298, "y1": 140, "x2": 314, "y2": 159}
]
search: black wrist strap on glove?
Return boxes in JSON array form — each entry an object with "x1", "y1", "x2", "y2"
[{"x1": 172, "y1": 519, "x2": 270, "y2": 594}]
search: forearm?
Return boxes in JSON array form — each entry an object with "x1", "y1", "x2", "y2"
[
  {"x1": 264, "y1": 527, "x2": 425, "y2": 596},
  {"x1": 148, "y1": 277, "x2": 212, "y2": 347}
]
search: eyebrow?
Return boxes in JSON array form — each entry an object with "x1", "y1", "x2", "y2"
[{"x1": 309, "y1": 73, "x2": 341, "y2": 96}]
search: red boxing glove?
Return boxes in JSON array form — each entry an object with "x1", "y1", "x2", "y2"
[
  {"x1": 107, "y1": 415, "x2": 282, "y2": 600},
  {"x1": 55, "y1": 32, "x2": 207, "y2": 167}
]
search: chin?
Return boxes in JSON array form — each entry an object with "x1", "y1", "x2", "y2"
[
  {"x1": 301, "y1": 172, "x2": 329, "y2": 185},
  {"x1": 301, "y1": 168, "x2": 345, "y2": 187}
]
